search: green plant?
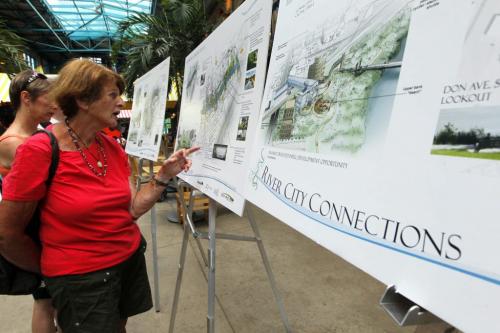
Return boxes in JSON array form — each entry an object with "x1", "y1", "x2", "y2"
[
  {"x1": 0, "y1": 19, "x2": 28, "y2": 74},
  {"x1": 434, "y1": 122, "x2": 488, "y2": 145},
  {"x1": 113, "y1": 0, "x2": 215, "y2": 98}
]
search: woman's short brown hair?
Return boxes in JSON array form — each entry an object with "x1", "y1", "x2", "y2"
[
  {"x1": 50, "y1": 59, "x2": 125, "y2": 119},
  {"x1": 9, "y1": 69, "x2": 51, "y2": 111}
]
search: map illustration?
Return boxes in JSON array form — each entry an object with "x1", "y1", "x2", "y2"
[
  {"x1": 175, "y1": 0, "x2": 272, "y2": 215},
  {"x1": 177, "y1": 40, "x2": 245, "y2": 155},
  {"x1": 125, "y1": 57, "x2": 170, "y2": 161},
  {"x1": 198, "y1": 46, "x2": 243, "y2": 147},
  {"x1": 261, "y1": 0, "x2": 411, "y2": 155}
]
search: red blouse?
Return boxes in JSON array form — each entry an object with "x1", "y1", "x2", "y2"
[{"x1": 2, "y1": 132, "x2": 141, "y2": 277}]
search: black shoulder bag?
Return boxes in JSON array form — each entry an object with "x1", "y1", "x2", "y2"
[{"x1": 0, "y1": 130, "x2": 59, "y2": 295}]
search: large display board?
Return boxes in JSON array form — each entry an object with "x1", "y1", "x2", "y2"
[
  {"x1": 126, "y1": 57, "x2": 170, "y2": 161},
  {"x1": 244, "y1": 0, "x2": 500, "y2": 331},
  {"x1": 175, "y1": 0, "x2": 272, "y2": 215}
]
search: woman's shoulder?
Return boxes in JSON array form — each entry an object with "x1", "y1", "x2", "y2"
[
  {"x1": 20, "y1": 131, "x2": 53, "y2": 153},
  {"x1": 0, "y1": 134, "x2": 27, "y2": 153},
  {"x1": 0, "y1": 128, "x2": 29, "y2": 146},
  {"x1": 0, "y1": 133, "x2": 28, "y2": 143},
  {"x1": 0, "y1": 130, "x2": 49, "y2": 160},
  {"x1": 0, "y1": 134, "x2": 26, "y2": 171}
]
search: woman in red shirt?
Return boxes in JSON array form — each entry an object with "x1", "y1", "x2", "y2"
[
  {"x1": 0, "y1": 70, "x2": 57, "y2": 333},
  {"x1": 0, "y1": 59, "x2": 198, "y2": 333}
]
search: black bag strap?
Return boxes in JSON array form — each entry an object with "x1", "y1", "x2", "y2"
[{"x1": 32, "y1": 130, "x2": 59, "y2": 186}]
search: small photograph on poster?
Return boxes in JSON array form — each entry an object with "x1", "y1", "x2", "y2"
[
  {"x1": 212, "y1": 144, "x2": 228, "y2": 161},
  {"x1": 244, "y1": 70, "x2": 256, "y2": 90},
  {"x1": 246, "y1": 49, "x2": 258, "y2": 71},
  {"x1": 431, "y1": 106, "x2": 500, "y2": 161},
  {"x1": 236, "y1": 116, "x2": 249, "y2": 141}
]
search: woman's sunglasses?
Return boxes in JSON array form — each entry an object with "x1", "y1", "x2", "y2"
[{"x1": 20, "y1": 72, "x2": 48, "y2": 92}]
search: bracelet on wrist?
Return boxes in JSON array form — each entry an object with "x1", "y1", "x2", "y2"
[{"x1": 152, "y1": 176, "x2": 169, "y2": 187}]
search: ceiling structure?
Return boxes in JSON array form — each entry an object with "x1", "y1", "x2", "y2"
[
  {"x1": 0, "y1": 0, "x2": 155, "y2": 70},
  {"x1": 43, "y1": 0, "x2": 154, "y2": 45}
]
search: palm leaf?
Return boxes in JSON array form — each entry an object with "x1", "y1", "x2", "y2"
[
  {"x1": 113, "y1": 0, "x2": 213, "y2": 98},
  {"x1": 0, "y1": 19, "x2": 28, "y2": 74}
]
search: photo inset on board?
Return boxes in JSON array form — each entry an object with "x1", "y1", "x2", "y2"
[
  {"x1": 244, "y1": 70, "x2": 256, "y2": 90},
  {"x1": 431, "y1": 106, "x2": 500, "y2": 161},
  {"x1": 236, "y1": 116, "x2": 249, "y2": 141},
  {"x1": 212, "y1": 144, "x2": 228, "y2": 161},
  {"x1": 246, "y1": 49, "x2": 258, "y2": 71}
]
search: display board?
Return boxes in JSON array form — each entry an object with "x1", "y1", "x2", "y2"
[
  {"x1": 175, "y1": 0, "x2": 272, "y2": 215},
  {"x1": 244, "y1": 0, "x2": 500, "y2": 331},
  {"x1": 126, "y1": 57, "x2": 170, "y2": 161}
]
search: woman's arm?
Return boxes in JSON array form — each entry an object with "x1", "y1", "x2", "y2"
[
  {"x1": 0, "y1": 136, "x2": 26, "y2": 169},
  {"x1": 130, "y1": 147, "x2": 199, "y2": 219},
  {"x1": 0, "y1": 200, "x2": 40, "y2": 273}
]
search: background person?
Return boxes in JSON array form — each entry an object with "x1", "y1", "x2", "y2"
[
  {"x1": 0, "y1": 102, "x2": 15, "y2": 136},
  {"x1": 102, "y1": 125, "x2": 125, "y2": 147},
  {"x1": 0, "y1": 59, "x2": 198, "y2": 333},
  {"x1": 0, "y1": 70, "x2": 56, "y2": 333},
  {"x1": 0, "y1": 70, "x2": 54, "y2": 175}
]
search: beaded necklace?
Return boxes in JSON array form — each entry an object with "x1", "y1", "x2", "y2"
[{"x1": 65, "y1": 120, "x2": 108, "y2": 177}]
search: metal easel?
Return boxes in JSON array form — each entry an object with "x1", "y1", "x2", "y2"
[
  {"x1": 136, "y1": 158, "x2": 161, "y2": 313},
  {"x1": 168, "y1": 180, "x2": 291, "y2": 333},
  {"x1": 380, "y1": 285, "x2": 455, "y2": 331}
]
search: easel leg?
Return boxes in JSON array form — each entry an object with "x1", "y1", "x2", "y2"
[
  {"x1": 150, "y1": 204, "x2": 161, "y2": 312},
  {"x1": 136, "y1": 158, "x2": 161, "y2": 313},
  {"x1": 168, "y1": 216, "x2": 191, "y2": 333},
  {"x1": 246, "y1": 206, "x2": 292, "y2": 333},
  {"x1": 135, "y1": 158, "x2": 144, "y2": 192},
  {"x1": 179, "y1": 182, "x2": 209, "y2": 266},
  {"x1": 169, "y1": 186, "x2": 210, "y2": 333},
  {"x1": 207, "y1": 199, "x2": 217, "y2": 333},
  {"x1": 149, "y1": 161, "x2": 161, "y2": 312},
  {"x1": 195, "y1": 235, "x2": 209, "y2": 267},
  {"x1": 187, "y1": 189, "x2": 209, "y2": 267},
  {"x1": 169, "y1": 184, "x2": 289, "y2": 332}
]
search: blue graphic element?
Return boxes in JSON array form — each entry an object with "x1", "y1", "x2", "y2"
[{"x1": 255, "y1": 169, "x2": 500, "y2": 286}]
